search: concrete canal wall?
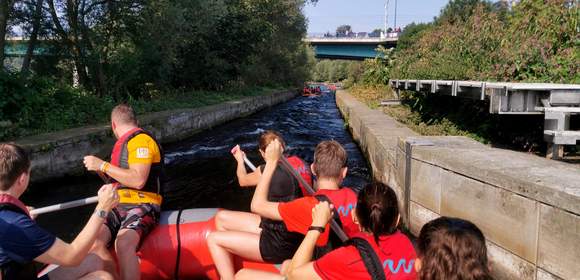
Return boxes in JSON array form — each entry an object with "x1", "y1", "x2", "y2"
[
  {"x1": 16, "y1": 90, "x2": 298, "y2": 182},
  {"x1": 336, "y1": 90, "x2": 580, "y2": 280}
]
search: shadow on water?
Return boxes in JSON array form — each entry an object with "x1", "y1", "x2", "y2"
[{"x1": 23, "y1": 92, "x2": 371, "y2": 241}]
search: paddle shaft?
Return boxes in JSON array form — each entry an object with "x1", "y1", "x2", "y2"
[
  {"x1": 30, "y1": 156, "x2": 257, "y2": 216},
  {"x1": 279, "y1": 157, "x2": 349, "y2": 242},
  {"x1": 30, "y1": 196, "x2": 99, "y2": 215}
]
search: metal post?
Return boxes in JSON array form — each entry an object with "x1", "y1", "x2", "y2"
[
  {"x1": 394, "y1": 0, "x2": 398, "y2": 30},
  {"x1": 384, "y1": 0, "x2": 389, "y2": 35}
]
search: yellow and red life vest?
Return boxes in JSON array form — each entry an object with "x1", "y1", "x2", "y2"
[{"x1": 109, "y1": 128, "x2": 165, "y2": 205}]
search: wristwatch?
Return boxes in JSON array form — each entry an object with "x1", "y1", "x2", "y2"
[
  {"x1": 95, "y1": 209, "x2": 108, "y2": 219},
  {"x1": 308, "y1": 226, "x2": 325, "y2": 233}
]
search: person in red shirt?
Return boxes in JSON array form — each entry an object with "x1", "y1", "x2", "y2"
[
  {"x1": 235, "y1": 182, "x2": 417, "y2": 280},
  {"x1": 415, "y1": 217, "x2": 492, "y2": 280},
  {"x1": 207, "y1": 140, "x2": 359, "y2": 280}
]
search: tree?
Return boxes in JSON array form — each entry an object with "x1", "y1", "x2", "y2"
[
  {"x1": 336, "y1": 24, "x2": 351, "y2": 37},
  {"x1": 0, "y1": 0, "x2": 15, "y2": 68},
  {"x1": 397, "y1": 22, "x2": 431, "y2": 50},
  {"x1": 20, "y1": 0, "x2": 44, "y2": 75},
  {"x1": 369, "y1": 28, "x2": 382, "y2": 37},
  {"x1": 436, "y1": 0, "x2": 492, "y2": 24}
]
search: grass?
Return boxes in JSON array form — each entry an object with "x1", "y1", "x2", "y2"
[
  {"x1": 349, "y1": 84, "x2": 485, "y2": 141},
  {"x1": 130, "y1": 87, "x2": 284, "y2": 115},
  {"x1": 5, "y1": 86, "x2": 286, "y2": 141}
]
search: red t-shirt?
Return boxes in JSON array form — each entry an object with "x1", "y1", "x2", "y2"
[
  {"x1": 314, "y1": 231, "x2": 417, "y2": 280},
  {"x1": 277, "y1": 187, "x2": 359, "y2": 246}
]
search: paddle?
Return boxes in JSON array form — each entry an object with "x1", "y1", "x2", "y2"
[
  {"x1": 231, "y1": 145, "x2": 257, "y2": 171},
  {"x1": 31, "y1": 151, "x2": 258, "y2": 216},
  {"x1": 30, "y1": 170, "x2": 110, "y2": 216},
  {"x1": 278, "y1": 157, "x2": 349, "y2": 242}
]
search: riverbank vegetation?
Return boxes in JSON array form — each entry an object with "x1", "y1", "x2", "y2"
[
  {"x1": 344, "y1": 0, "x2": 579, "y2": 153},
  {"x1": 0, "y1": 0, "x2": 316, "y2": 141}
]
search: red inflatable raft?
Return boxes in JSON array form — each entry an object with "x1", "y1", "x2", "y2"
[
  {"x1": 139, "y1": 208, "x2": 279, "y2": 279},
  {"x1": 39, "y1": 209, "x2": 280, "y2": 279}
]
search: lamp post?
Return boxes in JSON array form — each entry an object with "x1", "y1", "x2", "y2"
[{"x1": 394, "y1": 0, "x2": 398, "y2": 30}]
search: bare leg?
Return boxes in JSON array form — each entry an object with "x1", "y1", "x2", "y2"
[
  {"x1": 48, "y1": 226, "x2": 116, "y2": 280},
  {"x1": 235, "y1": 269, "x2": 283, "y2": 280},
  {"x1": 78, "y1": 270, "x2": 114, "y2": 280},
  {"x1": 279, "y1": 259, "x2": 292, "y2": 275},
  {"x1": 207, "y1": 231, "x2": 263, "y2": 280},
  {"x1": 90, "y1": 226, "x2": 118, "y2": 278},
  {"x1": 115, "y1": 229, "x2": 141, "y2": 280},
  {"x1": 215, "y1": 210, "x2": 262, "y2": 234},
  {"x1": 48, "y1": 253, "x2": 105, "y2": 280}
]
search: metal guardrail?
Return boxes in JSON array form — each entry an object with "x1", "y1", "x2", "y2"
[
  {"x1": 303, "y1": 37, "x2": 398, "y2": 44},
  {"x1": 389, "y1": 79, "x2": 580, "y2": 159}
]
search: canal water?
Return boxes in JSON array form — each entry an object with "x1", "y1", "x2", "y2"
[{"x1": 23, "y1": 92, "x2": 371, "y2": 241}]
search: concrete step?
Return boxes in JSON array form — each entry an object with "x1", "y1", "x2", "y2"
[
  {"x1": 544, "y1": 130, "x2": 580, "y2": 145},
  {"x1": 544, "y1": 107, "x2": 580, "y2": 113}
]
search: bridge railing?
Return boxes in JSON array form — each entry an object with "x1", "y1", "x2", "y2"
[{"x1": 389, "y1": 79, "x2": 580, "y2": 159}]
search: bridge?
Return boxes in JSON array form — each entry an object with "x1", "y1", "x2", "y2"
[
  {"x1": 304, "y1": 36, "x2": 398, "y2": 60},
  {"x1": 3, "y1": 37, "x2": 52, "y2": 57},
  {"x1": 389, "y1": 79, "x2": 580, "y2": 159}
]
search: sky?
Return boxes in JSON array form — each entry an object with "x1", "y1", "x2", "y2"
[{"x1": 304, "y1": 0, "x2": 449, "y2": 35}]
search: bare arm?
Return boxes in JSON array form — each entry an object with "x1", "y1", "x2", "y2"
[
  {"x1": 250, "y1": 160, "x2": 282, "y2": 220},
  {"x1": 287, "y1": 230, "x2": 320, "y2": 274},
  {"x1": 250, "y1": 140, "x2": 283, "y2": 220},
  {"x1": 35, "y1": 185, "x2": 118, "y2": 266},
  {"x1": 105, "y1": 163, "x2": 150, "y2": 189},
  {"x1": 287, "y1": 262, "x2": 321, "y2": 280},
  {"x1": 237, "y1": 163, "x2": 261, "y2": 187},
  {"x1": 232, "y1": 145, "x2": 261, "y2": 187},
  {"x1": 83, "y1": 155, "x2": 150, "y2": 189},
  {"x1": 286, "y1": 202, "x2": 333, "y2": 280}
]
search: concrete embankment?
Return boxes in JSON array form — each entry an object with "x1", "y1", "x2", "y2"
[
  {"x1": 336, "y1": 90, "x2": 580, "y2": 280},
  {"x1": 17, "y1": 90, "x2": 298, "y2": 182}
]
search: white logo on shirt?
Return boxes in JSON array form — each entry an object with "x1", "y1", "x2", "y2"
[{"x1": 136, "y1": 147, "x2": 150, "y2": 158}]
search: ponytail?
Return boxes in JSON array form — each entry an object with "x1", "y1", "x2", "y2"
[{"x1": 356, "y1": 182, "x2": 400, "y2": 244}]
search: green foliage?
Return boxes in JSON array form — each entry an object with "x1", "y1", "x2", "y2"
[
  {"x1": 435, "y1": 0, "x2": 492, "y2": 24},
  {"x1": 0, "y1": 72, "x2": 280, "y2": 141},
  {"x1": 347, "y1": 0, "x2": 578, "y2": 152},
  {"x1": 0, "y1": 72, "x2": 113, "y2": 140},
  {"x1": 390, "y1": 0, "x2": 579, "y2": 83},
  {"x1": 1, "y1": 0, "x2": 314, "y2": 139},
  {"x1": 312, "y1": 60, "x2": 361, "y2": 83}
]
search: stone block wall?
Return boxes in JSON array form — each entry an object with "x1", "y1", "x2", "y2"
[{"x1": 336, "y1": 90, "x2": 580, "y2": 280}]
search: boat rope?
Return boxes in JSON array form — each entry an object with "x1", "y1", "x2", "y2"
[{"x1": 174, "y1": 208, "x2": 184, "y2": 280}]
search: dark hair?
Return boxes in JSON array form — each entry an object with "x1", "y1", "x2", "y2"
[
  {"x1": 0, "y1": 144, "x2": 31, "y2": 191},
  {"x1": 313, "y1": 140, "x2": 347, "y2": 180},
  {"x1": 418, "y1": 217, "x2": 493, "y2": 280},
  {"x1": 111, "y1": 104, "x2": 137, "y2": 126},
  {"x1": 258, "y1": 130, "x2": 286, "y2": 152},
  {"x1": 355, "y1": 182, "x2": 399, "y2": 243}
]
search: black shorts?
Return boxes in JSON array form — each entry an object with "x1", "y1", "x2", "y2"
[
  {"x1": 105, "y1": 203, "x2": 160, "y2": 248},
  {"x1": 258, "y1": 219, "x2": 304, "y2": 263}
]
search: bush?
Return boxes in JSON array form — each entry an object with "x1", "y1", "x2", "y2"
[
  {"x1": 0, "y1": 72, "x2": 114, "y2": 140},
  {"x1": 0, "y1": 72, "x2": 279, "y2": 141}
]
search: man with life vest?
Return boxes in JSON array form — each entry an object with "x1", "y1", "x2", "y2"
[
  {"x1": 82, "y1": 104, "x2": 165, "y2": 280},
  {"x1": 208, "y1": 131, "x2": 312, "y2": 279},
  {"x1": 208, "y1": 140, "x2": 359, "y2": 280},
  {"x1": 0, "y1": 143, "x2": 118, "y2": 280}
]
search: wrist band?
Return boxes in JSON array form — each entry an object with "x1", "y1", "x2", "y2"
[
  {"x1": 308, "y1": 226, "x2": 325, "y2": 233},
  {"x1": 100, "y1": 162, "x2": 110, "y2": 173}
]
